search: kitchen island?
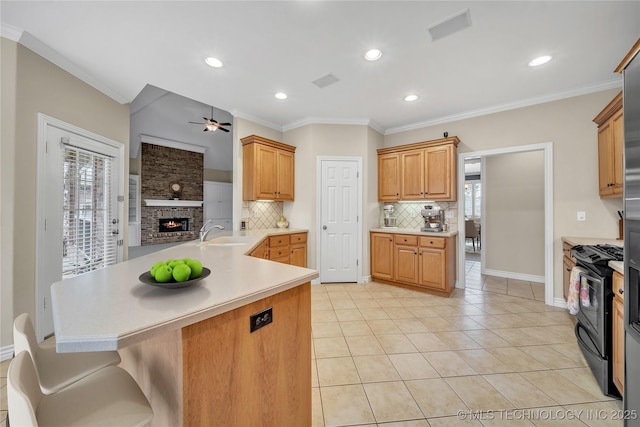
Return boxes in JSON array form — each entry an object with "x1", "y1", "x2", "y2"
[{"x1": 51, "y1": 228, "x2": 318, "y2": 427}]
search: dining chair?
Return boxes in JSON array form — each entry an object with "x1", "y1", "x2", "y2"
[{"x1": 465, "y1": 219, "x2": 480, "y2": 252}]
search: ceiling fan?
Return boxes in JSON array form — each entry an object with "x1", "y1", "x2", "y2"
[{"x1": 189, "y1": 106, "x2": 231, "y2": 133}]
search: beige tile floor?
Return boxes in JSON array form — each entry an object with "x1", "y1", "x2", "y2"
[{"x1": 1, "y1": 260, "x2": 620, "y2": 427}]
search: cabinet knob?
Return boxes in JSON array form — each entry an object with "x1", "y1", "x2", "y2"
[{"x1": 619, "y1": 289, "x2": 624, "y2": 295}]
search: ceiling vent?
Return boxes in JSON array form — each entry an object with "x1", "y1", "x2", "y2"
[
  {"x1": 312, "y1": 73, "x2": 340, "y2": 89},
  {"x1": 427, "y1": 8, "x2": 472, "y2": 42}
]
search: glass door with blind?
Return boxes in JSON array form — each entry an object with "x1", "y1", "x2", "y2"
[{"x1": 36, "y1": 116, "x2": 123, "y2": 340}]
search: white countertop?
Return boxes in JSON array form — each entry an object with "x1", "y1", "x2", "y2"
[
  {"x1": 610, "y1": 260, "x2": 624, "y2": 274},
  {"x1": 51, "y1": 228, "x2": 317, "y2": 353},
  {"x1": 370, "y1": 228, "x2": 458, "y2": 238}
]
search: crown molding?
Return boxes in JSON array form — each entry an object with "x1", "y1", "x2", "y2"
[
  {"x1": 385, "y1": 79, "x2": 622, "y2": 135},
  {"x1": 282, "y1": 116, "x2": 385, "y2": 134},
  {"x1": 230, "y1": 110, "x2": 283, "y2": 133},
  {"x1": 1, "y1": 23, "x2": 130, "y2": 104}
]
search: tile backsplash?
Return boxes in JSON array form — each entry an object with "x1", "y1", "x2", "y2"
[
  {"x1": 381, "y1": 202, "x2": 458, "y2": 231},
  {"x1": 244, "y1": 201, "x2": 284, "y2": 230}
]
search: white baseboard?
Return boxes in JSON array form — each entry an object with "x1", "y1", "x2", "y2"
[
  {"x1": 1, "y1": 344, "x2": 14, "y2": 361},
  {"x1": 553, "y1": 297, "x2": 569, "y2": 309},
  {"x1": 359, "y1": 275, "x2": 371, "y2": 283},
  {"x1": 311, "y1": 278, "x2": 321, "y2": 285},
  {"x1": 482, "y1": 268, "x2": 545, "y2": 284}
]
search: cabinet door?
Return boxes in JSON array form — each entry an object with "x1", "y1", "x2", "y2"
[
  {"x1": 401, "y1": 150, "x2": 425, "y2": 199},
  {"x1": 277, "y1": 149, "x2": 295, "y2": 201},
  {"x1": 598, "y1": 121, "x2": 615, "y2": 196},
  {"x1": 371, "y1": 233, "x2": 394, "y2": 280},
  {"x1": 418, "y1": 248, "x2": 446, "y2": 291},
  {"x1": 613, "y1": 295, "x2": 624, "y2": 394},
  {"x1": 612, "y1": 110, "x2": 624, "y2": 196},
  {"x1": 424, "y1": 144, "x2": 453, "y2": 200},
  {"x1": 250, "y1": 239, "x2": 270, "y2": 259},
  {"x1": 378, "y1": 154, "x2": 401, "y2": 201},
  {"x1": 394, "y1": 245, "x2": 418, "y2": 284},
  {"x1": 256, "y1": 144, "x2": 279, "y2": 199},
  {"x1": 290, "y1": 243, "x2": 307, "y2": 268}
]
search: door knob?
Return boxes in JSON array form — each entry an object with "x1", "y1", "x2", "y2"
[{"x1": 323, "y1": 225, "x2": 327, "y2": 230}]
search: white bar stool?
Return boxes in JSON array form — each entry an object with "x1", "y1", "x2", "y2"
[
  {"x1": 13, "y1": 313, "x2": 121, "y2": 394},
  {"x1": 7, "y1": 351, "x2": 153, "y2": 427}
]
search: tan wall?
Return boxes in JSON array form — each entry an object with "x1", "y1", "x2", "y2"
[
  {"x1": 385, "y1": 89, "x2": 624, "y2": 300},
  {"x1": 484, "y1": 151, "x2": 545, "y2": 277},
  {"x1": 0, "y1": 38, "x2": 129, "y2": 349}
]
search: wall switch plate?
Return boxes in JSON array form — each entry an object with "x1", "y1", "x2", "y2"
[
  {"x1": 577, "y1": 211, "x2": 586, "y2": 221},
  {"x1": 250, "y1": 307, "x2": 273, "y2": 333}
]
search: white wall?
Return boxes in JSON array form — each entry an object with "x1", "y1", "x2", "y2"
[{"x1": 484, "y1": 151, "x2": 544, "y2": 277}]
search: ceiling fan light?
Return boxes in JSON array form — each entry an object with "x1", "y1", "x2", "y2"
[
  {"x1": 365, "y1": 49, "x2": 382, "y2": 61},
  {"x1": 205, "y1": 57, "x2": 223, "y2": 68},
  {"x1": 206, "y1": 124, "x2": 218, "y2": 131}
]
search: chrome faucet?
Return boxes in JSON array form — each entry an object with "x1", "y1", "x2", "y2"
[{"x1": 199, "y1": 220, "x2": 225, "y2": 242}]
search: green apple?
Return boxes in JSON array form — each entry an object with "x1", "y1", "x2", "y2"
[
  {"x1": 172, "y1": 264, "x2": 191, "y2": 282},
  {"x1": 186, "y1": 259, "x2": 203, "y2": 279},
  {"x1": 154, "y1": 265, "x2": 173, "y2": 283},
  {"x1": 150, "y1": 261, "x2": 165, "y2": 277},
  {"x1": 168, "y1": 259, "x2": 185, "y2": 269}
]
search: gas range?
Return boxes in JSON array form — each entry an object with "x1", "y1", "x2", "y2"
[{"x1": 572, "y1": 244, "x2": 623, "y2": 267}]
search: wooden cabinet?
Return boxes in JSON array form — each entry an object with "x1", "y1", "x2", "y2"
[
  {"x1": 594, "y1": 92, "x2": 623, "y2": 198},
  {"x1": 562, "y1": 241, "x2": 576, "y2": 300},
  {"x1": 370, "y1": 231, "x2": 456, "y2": 297},
  {"x1": 370, "y1": 233, "x2": 394, "y2": 280},
  {"x1": 378, "y1": 136, "x2": 458, "y2": 202},
  {"x1": 289, "y1": 233, "x2": 308, "y2": 268},
  {"x1": 249, "y1": 232, "x2": 308, "y2": 268},
  {"x1": 242, "y1": 135, "x2": 296, "y2": 201},
  {"x1": 613, "y1": 270, "x2": 625, "y2": 395},
  {"x1": 378, "y1": 153, "x2": 401, "y2": 201}
]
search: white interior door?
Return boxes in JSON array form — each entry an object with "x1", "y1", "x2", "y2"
[
  {"x1": 36, "y1": 116, "x2": 123, "y2": 340},
  {"x1": 320, "y1": 159, "x2": 359, "y2": 283}
]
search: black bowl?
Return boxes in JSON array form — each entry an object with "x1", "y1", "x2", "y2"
[{"x1": 139, "y1": 267, "x2": 211, "y2": 289}]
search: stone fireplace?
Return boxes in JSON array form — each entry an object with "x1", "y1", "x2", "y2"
[{"x1": 140, "y1": 136, "x2": 205, "y2": 246}]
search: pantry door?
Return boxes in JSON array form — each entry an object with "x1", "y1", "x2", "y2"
[
  {"x1": 36, "y1": 115, "x2": 124, "y2": 341},
  {"x1": 319, "y1": 158, "x2": 361, "y2": 283}
]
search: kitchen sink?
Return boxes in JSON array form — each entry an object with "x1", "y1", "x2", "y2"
[{"x1": 204, "y1": 235, "x2": 254, "y2": 246}]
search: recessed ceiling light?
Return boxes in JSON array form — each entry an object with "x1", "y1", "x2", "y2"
[
  {"x1": 205, "y1": 57, "x2": 223, "y2": 68},
  {"x1": 275, "y1": 92, "x2": 288, "y2": 100},
  {"x1": 365, "y1": 49, "x2": 382, "y2": 61},
  {"x1": 404, "y1": 94, "x2": 419, "y2": 102},
  {"x1": 528, "y1": 55, "x2": 552, "y2": 67}
]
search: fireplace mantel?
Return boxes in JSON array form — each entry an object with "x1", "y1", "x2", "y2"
[{"x1": 144, "y1": 199, "x2": 203, "y2": 207}]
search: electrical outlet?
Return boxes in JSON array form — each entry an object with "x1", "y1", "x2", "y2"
[
  {"x1": 250, "y1": 307, "x2": 273, "y2": 333},
  {"x1": 577, "y1": 211, "x2": 586, "y2": 222}
]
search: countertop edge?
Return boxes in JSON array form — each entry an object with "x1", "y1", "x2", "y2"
[
  {"x1": 370, "y1": 228, "x2": 458, "y2": 238},
  {"x1": 561, "y1": 236, "x2": 623, "y2": 247}
]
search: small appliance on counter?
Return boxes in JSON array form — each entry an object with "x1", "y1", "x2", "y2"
[
  {"x1": 382, "y1": 204, "x2": 397, "y2": 228},
  {"x1": 420, "y1": 205, "x2": 445, "y2": 232}
]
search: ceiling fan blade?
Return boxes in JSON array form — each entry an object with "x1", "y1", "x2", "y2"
[
  {"x1": 218, "y1": 123, "x2": 232, "y2": 126},
  {"x1": 189, "y1": 121, "x2": 205, "y2": 125},
  {"x1": 202, "y1": 128, "x2": 209, "y2": 132},
  {"x1": 209, "y1": 118, "x2": 218, "y2": 124},
  {"x1": 219, "y1": 127, "x2": 230, "y2": 133}
]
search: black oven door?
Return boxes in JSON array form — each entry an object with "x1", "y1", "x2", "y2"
[{"x1": 575, "y1": 266, "x2": 606, "y2": 356}]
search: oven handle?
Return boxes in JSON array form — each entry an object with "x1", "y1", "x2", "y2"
[
  {"x1": 574, "y1": 322, "x2": 601, "y2": 359},
  {"x1": 578, "y1": 271, "x2": 603, "y2": 284}
]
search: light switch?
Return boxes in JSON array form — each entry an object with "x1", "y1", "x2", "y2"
[{"x1": 577, "y1": 211, "x2": 586, "y2": 221}]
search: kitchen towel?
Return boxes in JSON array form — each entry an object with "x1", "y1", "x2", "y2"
[{"x1": 567, "y1": 266, "x2": 590, "y2": 315}]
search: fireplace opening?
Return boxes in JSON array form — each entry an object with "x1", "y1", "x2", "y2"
[{"x1": 159, "y1": 218, "x2": 189, "y2": 233}]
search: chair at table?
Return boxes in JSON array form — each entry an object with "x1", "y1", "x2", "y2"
[
  {"x1": 7, "y1": 350, "x2": 153, "y2": 427},
  {"x1": 13, "y1": 313, "x2": 121, "y2": 394},
  {"x1": 465, "y1": 219, "x2": 480, "y2": 252}
]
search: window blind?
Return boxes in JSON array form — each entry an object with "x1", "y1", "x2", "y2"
[{"x1": 62, "y1": 145, "x2": 117, "y2": 278}]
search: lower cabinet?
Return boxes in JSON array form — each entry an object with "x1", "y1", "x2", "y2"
[
  {"x1": 371, "y1": 231, "x2": 456, "y2": 297},
  {"x1": 249, "y1": 232, "x2": 308, "y2": 268},
  {"x1": 613, "y1": 271, "x2": 625, "y2": 395},
  {"x1": 562, "y1": 241, "x2": 576, "y2": 300}
]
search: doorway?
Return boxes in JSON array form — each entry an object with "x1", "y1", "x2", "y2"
[
  {"x1": 36, "y1": 114, "x2": 125, "y2": 341},
  {"x1": 317, "y1": 157, "x2": 362, "y2": 283},
  {"x1": 457, "y1": 142, "x2": 553, "y2": 305}
]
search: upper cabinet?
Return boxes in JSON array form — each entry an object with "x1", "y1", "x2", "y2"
[
  {"x1": 378, "y1": 136, "x2": 459, "y2": 202},
  {"x1": 242, "y1": 135, "x2": 296, "y2": 201},
  {"x1": 594, "y1": 92, "x2": 623, "y2": 198}
]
